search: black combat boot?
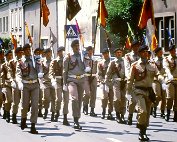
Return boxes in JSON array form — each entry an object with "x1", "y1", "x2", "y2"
[
  {"x1": 138, "y1": 125, "x2": 149, "y2": 141},
  {"x1": 107, "y1": 112, "x2": 114, "y2": 120},
  {"x1": 90, "y1": 108, "x2": 97, "y2": 117},
  {"x1": 160, "y1": 110, "x2": 165, "y2": 118},
  {"x1": 127, "y1": 114, "x2": 133, "y2": 125},
  {"x1": 54, "y1": 111, "x2": 60, "y2": 122},
  {"x1": 150, "y1": 107, "x2": 153, "y2": 115},
  {"x1": 83, "y1": 105, "x2": 88, "y2": 115},
  {"x1": 101, "y1": 108, "x2": 106, "y2": 119},
  {"x1": 116, "y1": 112, "x2": 122, "y2": 123},
  {"x1": 173, "y1": 111, "x2": 177, "y2": 122},
  {"x1": 6, "y1": 111, "x2": 10, "y2": 123},
  {"x1": 51, "y1": 112, "x2": 55, "y2": 122},
  {"x1": 12, "y1": 113, "x2": 18, "y2": 124},
  {"x1": 152, "y1": 107, "x2": 157, "y2": 118},
  {"x1": 165, "y1": 109, "x2": 171, "y2": 122},
  {"x1": 38, "y1": 109, "x2": 43, "y2": 117},
  {"x1": 63, "y1": 114, "x2": 70, "y2": 126},
  {"x1": 30, "y1": 123, "x2": 38, "y2": 134},
  {"x1": 43, "y1": 109, "x2": 48, "y2": 119},
  {"x1": 74, "y1": 117, "x2": 82, "y2": 130},
  {"x1": 21, "y1": 118, "x2": 28, "y2": 130},
  {"x1": 120, "y1": 114, "x2": 126, "y2": 124},
  {"x1": 2, "y1": 110, "x2": 6, "y2": 119}
]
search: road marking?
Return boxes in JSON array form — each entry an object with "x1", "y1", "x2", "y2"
[{"x1": 106, "y1": 138, "x2": 123, "y2": 142}]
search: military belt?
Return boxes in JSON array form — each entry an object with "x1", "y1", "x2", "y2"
[
  {"x1": 114, "y1": 78, "x2": 122, "y2": 81},
  {"x1": 5, "y1": 80, "x2": 11, "y2": 83},
  {"x1": 84, "y1": 74, "x2": 97, "y2": 77},
  {"x1": 68, "y1": 75, "x2": 84, "y2": 79},
  {"x1": 55, "y1": 76, "x2": 62, "y2": 79},
  {"x1": 22, "y1": 79, "x2": 38, "y2": 84}
]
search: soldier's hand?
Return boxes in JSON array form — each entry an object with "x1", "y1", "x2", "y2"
[
  {"x1": 126, "y1": 93, "x2": 131, "y2": 101},
  {"x1": 63, "y1": 84, "x2": 68, "y2": 92},
  {"x1": 104, "y1": 85, "x2": 109, "y2": 93},
  {"x1": 38, "y1": 72, "x2": 44, "y2": 78},
  {"x1": 84, "y1": 66, "x2": 91, "y2": 73},
  {"x1": 162, "y1": 83, "x2": 167, "y2": 90},
  {"x1": 11, "y1": 80, "x2": 17, "y2": 89},
  {"x1": 18, "y1": 81, "x2": 23, "y2": 91},
  {"x1": 167, "y1": 73, "x2": 173, "y2": 81},
  {"x1": 51, "y1": 80, "x2": 57, "y2": 89}
]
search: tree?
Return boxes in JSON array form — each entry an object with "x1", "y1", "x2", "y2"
[{"x1": 105, "y1": 0, "x2": 143, "y2": 46}]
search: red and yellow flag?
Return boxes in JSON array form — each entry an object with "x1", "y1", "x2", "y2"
[
  {"x1": 25, "y1": 22, "x2": 33, "y2": 44},
  {"x1": 138, "y1": 0, "x2": 155, "y2": 29},
  {"x1": 41, "y1": 0, "x2": 50, "y2": 27},
  {"x1": 98, "y1": 0, "x2": 108, "y2": 28},
  {"x1": 125, "y1": 36, "x2": 131, "y2": 49},
  {"x1": 10, "y1": 33, "x2": 17, "y2": 50},
  {"x1": 151, "y1": 33, "x2": 158, "y2": 51}
]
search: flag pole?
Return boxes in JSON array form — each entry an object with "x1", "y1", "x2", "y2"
[
  {"x1": 49, "y1": 27, "x2": 55, "y2": 59},
  {"x1": 64, "y1": 0, "x2": 68, "y2": 53},
  {"x1": 39, "y1": 0, "x2": 42, "y2": 49},
  {"x1": 93, "y1": 0, "x2": 100, "y2": 55}
]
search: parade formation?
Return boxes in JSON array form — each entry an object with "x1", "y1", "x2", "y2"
[{"x1": 0, "y1": 0, "x2": 177, "y2": 142}]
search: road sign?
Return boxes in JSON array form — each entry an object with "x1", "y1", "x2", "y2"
[{"x1": 65, "y1": 25, "x2": 78, "y2": 38}]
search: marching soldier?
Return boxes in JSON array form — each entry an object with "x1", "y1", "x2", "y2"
[
  {"x1": 49, "y1": 46, "x2": 70, "y2": 125},
  {"x1": 0, "y1": 49, "x2": 5, "y2": 117},
  {"x1": 98, "y1": 48, "x2": 114, "y2": 120},
  {"x1": 34, "y1": 48, "x2": 43, "y2": 117},
  {"x1": 163, "y1": 45, "x2": 177, "y2": 122},
  {"x1": 105, "y1": 47, "x2": 126, "y2": 124},
  {"x1": 152, "y1": 47, "x2": 166, "y2": 118},
  {"x1": 9, "y1": 47, "x2": 24, "y2": 124},
  {"x1": 126, "y1": 45, "x2": 161, "y2": 141},
  {"x1": 16, "y1": 43, "x2": 41, "y2": 134},
  {"x1": 2, "y1": 50, "x2": 14, "y2": 123},
  {"x1": 41, "y1": 48, "x2": 56, "y2": 122},
  {"x1": 83, "y1": 46, "x2": 98, "y2": 116},
  {"x1": 124, "y1": 40, "x2": 140, "y2": 125},
  {"x1": 63, "y1": 40, "x2": 85, "y2": 130}
]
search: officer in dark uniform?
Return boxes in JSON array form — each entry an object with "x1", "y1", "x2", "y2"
[
  {"x1": 63, "y1": 40, "x2": 85, "y2": 130},
  {"x1": 16, "y1": 43, "x2": 41, "y2": 134}
]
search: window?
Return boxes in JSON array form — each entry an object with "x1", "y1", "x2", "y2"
[
  {"x1": 3, "y1": 17, "x2": 5, "y2": 32},
  {"x1": 0, "y1": 18, "x2": 2, "y2": 32},
  {"x1": 158, "y1": 19, "x2": 164, "y2": 48},
  {"x1": 169, "y1": 18, "x2": 175, "y2": 46},
  {"x1": 6, "y1": 16, "x2": 8, "y2": 32},
  {"x1": 19, "y1": 8, "x2": 22, "y2": 29},
  {"x1": 31, "y1": 24, "x2": 34, "y2": 37}
]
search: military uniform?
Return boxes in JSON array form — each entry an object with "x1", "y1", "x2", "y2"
[
  {"x1": 49, "y1": 47, "x2": 70, "y2": 125},
  {"x1": 63, "y1": 40, "x2": 85, "y2": 130},
  {"x1": 126, "y1": 45, "x2": 160, "y2": 141},
  {"x1": 83, "y1": 46, "x2": 98, "y2": 116},
  {"x1": 40, "y1": 48, "x2": 56, "y2": 121},
  {"x1": 151, "y1": 47, "x2": 166, "y2": 118},
  {"x1": 124, "y1": 48, "x2": 140, "y2": 125},
  {"x1": 163, "y1": 45, "x2": 177, "y2": 122},
  {"x1": 16, "y1": 44, "x2": 40, "y2": 134},
  {"x1": 98, "y1": 48, "x2": 114, "y2": 120},
  {"x1": 105, "y1": 48, "x2": 126, "y2": 124}
]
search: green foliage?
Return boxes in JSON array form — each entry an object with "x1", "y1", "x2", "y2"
[
  {"x1": 1, "y1": 37, "x2": 11, "y2": 50},
  {"x1": 105, "y1": 0, "x2": 143, "y2": 46}
]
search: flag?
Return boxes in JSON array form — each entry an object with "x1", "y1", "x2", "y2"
[
  {"x1": 50, "y1": 28, "x2": 57, "y2": 45},
  {"x1": 166, "y1": 28, "x2": 174, "y2": 46},
  {"x1": 151, "y1": 33, "x2": 158, "y2": 51},
  {"x1": 10, "y1": 33, "x2": 17, "y2": 50},
  {"x1": 138, "y1": 0, "x2": 155, "y2": 29},
  {"x1": 24, "y1": 22, "x2": 33, "y2": 44},
  {"x1": 98, "y1": 0, "x2": 108, "y2": 28},
  {"x1": 40, "y1": 0, "x2": 50, "y2": 27},
  {"x1": 75, "y1": 19, "x2": 84, "y2": 46},
  {"x1": 67, "y1": 0, "x2": 81, "y2": 21},
  {"x1": 125, "y1": 36, "x2": 131, "y2": 49}
]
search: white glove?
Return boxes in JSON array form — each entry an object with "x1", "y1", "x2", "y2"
[
  {"x1": 38, "y1": 72, "x2": 44, "y2": 78},
  {"x1": 63, "y1": 85, "x2": 68, "y2": 92},
  {"x1": 104, "y1": 85, "x2": 109, "y2": 93},
  {"x1": 126, "y1": 93, "x2": 131, "y2": 101},
  {"x1": 11, "y1": 80, "x2": 16, "y2": 88},
  {"x1": 84, "y1": 66, "x2": 91, "y2": 73},
  {"x1": 18, "y1": 81, "x2": 23, "y2": 91},
  {"x1": 167, "y1": 74, "x2": 173, "y2": 81},
  {"x1": 2, "y1": 88, "x2": 6, "y2": 94},
  {"x1": 40, "y1": 83, "x2": 46, "y2": 89},
  {"x1": 51, "y1": 81, "x2": 57, "y2": 89},
  {"x1": 162, "y1": 83, "x2": 167, "y2": 90}
]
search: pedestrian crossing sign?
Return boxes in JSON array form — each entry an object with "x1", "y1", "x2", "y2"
[{"x1": 65, "y1": 25, "x2": 78, "y2": 38}]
